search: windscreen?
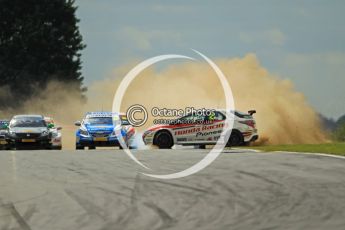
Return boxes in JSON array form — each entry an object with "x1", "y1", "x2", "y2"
[
  {"x1": 10, "y1": 118, "x2": 46, "y2": 128},
  {"x1": 84, "y1": 117, "x2": 113, "y2": 125}
]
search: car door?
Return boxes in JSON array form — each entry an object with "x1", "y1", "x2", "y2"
[
  {"x1": 199, "y1": 111, "x2": 226, "y2": 144},
  {"x1": 172, "y1": 113, "x2": 205, "y2": 144}
]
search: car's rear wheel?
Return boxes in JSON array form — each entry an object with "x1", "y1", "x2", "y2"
[
  {"x1": 154, "y1": 131, "x2": 173, "y2": 149},
  {"x1": 89, "y1": 146, "x2": 96, "y2": 150},
  {"x1": 227, "y1": 131, "x2": 244, "y2": 147}
]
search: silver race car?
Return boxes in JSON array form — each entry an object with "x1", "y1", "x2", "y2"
[{"x1": 7, "y1": 115, "x2": 54, "y2": 150}]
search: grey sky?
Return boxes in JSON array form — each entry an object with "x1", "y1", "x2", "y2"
[{"x1": 75, "y1": 0, "x2": 345, "y2": 119}]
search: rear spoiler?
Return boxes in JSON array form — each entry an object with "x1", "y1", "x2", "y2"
[{"x1": 248, "y1": 110, "x2": 256, "y2": 116}]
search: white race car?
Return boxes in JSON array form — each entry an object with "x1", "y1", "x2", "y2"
[
  {"x1": 142, "y1": 110, "x2": 258, "y2": 149},
  {"x1": 44, "y1": 117, "x2": 62, "y2": 150}
]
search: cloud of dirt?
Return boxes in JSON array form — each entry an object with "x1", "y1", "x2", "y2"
[
  {"x1": 0, "y1": 54, "x2": 327, "y2": 149},
  {"x1": 91, "y1": 54, "x2": 327, "y2": 145}
]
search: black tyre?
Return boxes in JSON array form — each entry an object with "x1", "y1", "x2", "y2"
[
  {"x1": 89, "y1": 146, "x2": 96, "y2": 150},
  {"x1": 53, "y1": 146, "x2": 62, "y2": 150},
  {"x1": 154, "y1": 131, "x2": 173, "y2": 149},
  {"x1": 76, "y1": 145, "x2": 84, "y2": 150},
  {"x1": 194, "y1": 145, "x2": 206, "y2": 149},
  {"x1": 227, "y1": 131, "x2": 244, "y2": 147}
]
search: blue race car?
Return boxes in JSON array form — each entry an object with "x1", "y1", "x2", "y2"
[{"x1": 75, "y1": 112, "x2": 136, "y2": 150}]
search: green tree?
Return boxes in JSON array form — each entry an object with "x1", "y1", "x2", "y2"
[
  {"x1": 0, "y1": 0, "x2": 86, "y2": 108},
  {"x1": 336, "y1": 114, "x2": 345, "y2": 127},
  {"x1": 333, "y1": 115, "x2": 345, "y2": 142},
  {"x1": 333, "y1": 124, "x2": 345, "y2": 142}
]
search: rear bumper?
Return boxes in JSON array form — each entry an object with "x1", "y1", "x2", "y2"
[
  {"x1": 249, "y1": 135, "x2": 258, "y2": 142},
  {"x1": 244, "y1": 135, "x2": 258, "y2": 143}
]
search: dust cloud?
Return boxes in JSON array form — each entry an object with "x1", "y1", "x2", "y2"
[
  {"x1": 0, "y1": 54, "x2": 327, "y2": 149},
  {"x1": 95, "y1": 54, "x2": 327, "y2": 145}
]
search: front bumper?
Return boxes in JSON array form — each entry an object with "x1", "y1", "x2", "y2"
[
  {"x1": 8, "y1": 136, "x2": 52, "y2": 149},
  {"x1": 0, "y1": 136, "x2": 9, "y2": 149},
  {"x1": 51, "y1": 137, "x2": 62, "y2": 147},
  {"x1": 142, "y1": 131, "x2": 154, "y2": 145},
  {"x1": 77, "y1": 135, "x2": 121, "y2": 147}
]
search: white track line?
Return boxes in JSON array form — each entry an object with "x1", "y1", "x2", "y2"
[
  {"x1": 273, "y1": 151, "x2": 345, "y2": 160},
  {"x1": 231, "y1": 148, "x2": 262, "y2": 153},
  {"x1": 232, "y1": 148, "x2": 345, "y2": 159}
]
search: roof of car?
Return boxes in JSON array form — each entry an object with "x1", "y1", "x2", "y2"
[
  {"x1": 13, "y1": 115, "x2": 44, "y2": 119},
  {"x1": 85, "y1": 112, "x2": 119, "y2": 118}
]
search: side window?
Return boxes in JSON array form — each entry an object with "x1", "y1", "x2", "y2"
[
  {"x1": 213, "y1": 111, "x2": 226, "y2": 121},
  {"x1": 179, "y1": 113, "x2": 204, "y2": 124},
  {"x1": 204, "y1": 111, "x2": 225, "y2": 123}
]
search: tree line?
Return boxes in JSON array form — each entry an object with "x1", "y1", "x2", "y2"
[{"x1": 0, "y1": 0, "x2": 86, "y2": 109}]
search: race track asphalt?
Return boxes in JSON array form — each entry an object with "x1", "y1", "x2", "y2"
[{"x1": 0, "y1": 149, "x2": 345, "y2": 230}]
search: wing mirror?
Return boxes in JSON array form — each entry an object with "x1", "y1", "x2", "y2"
[
  {"x1": 74, "y1": 121, "x2": 81, "y2": 126},
  {"x1": 57, "y1": 127, "x2": 62, "y2": 131},
  {"x1": 248, "y1": 110, "x2": 256, "y2": 115}
]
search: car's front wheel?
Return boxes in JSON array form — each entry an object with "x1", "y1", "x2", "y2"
[
  {"x1": 76, "y1": 145, "x2": 84, "y2": 150},
  {"x1": 194, "y1": 145, "x2": 206, "y2": 149},
  {"x1": 154, "y1": 131, "x2": 174, "y2": 149}
]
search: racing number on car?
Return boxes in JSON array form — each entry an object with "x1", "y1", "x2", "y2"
[{"x1": 208, "y1": 112, "x2": 215, "y2": 122}]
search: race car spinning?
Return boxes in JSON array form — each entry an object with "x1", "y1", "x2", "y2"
[
  {"x1": 143, "y1": 110, "x2": 258, "y2": 149},
  {"x1": 75, "y1": 112, "x2": 135, "y2": 150}
]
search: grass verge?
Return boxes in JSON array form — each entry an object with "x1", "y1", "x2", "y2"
[{"x1": 243, "y1": 143, "x2": 345, "y2": 156}]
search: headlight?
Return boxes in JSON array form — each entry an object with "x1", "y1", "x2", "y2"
[
  {"x1": 41, "y1": 131, "x2": 49, "y2": 136},
  {"x1": 111, "y1": 126, "x2": 124, "y2": 137},
  {"x1": 8, "y1": 131, "x2": 16, "y2": 137},
  {"x1": 111, "y1": 130, "x2": 122, "y2": 137},
  {"x1": 80, "y1": 129, "x2": 89, "y2": 136}
]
